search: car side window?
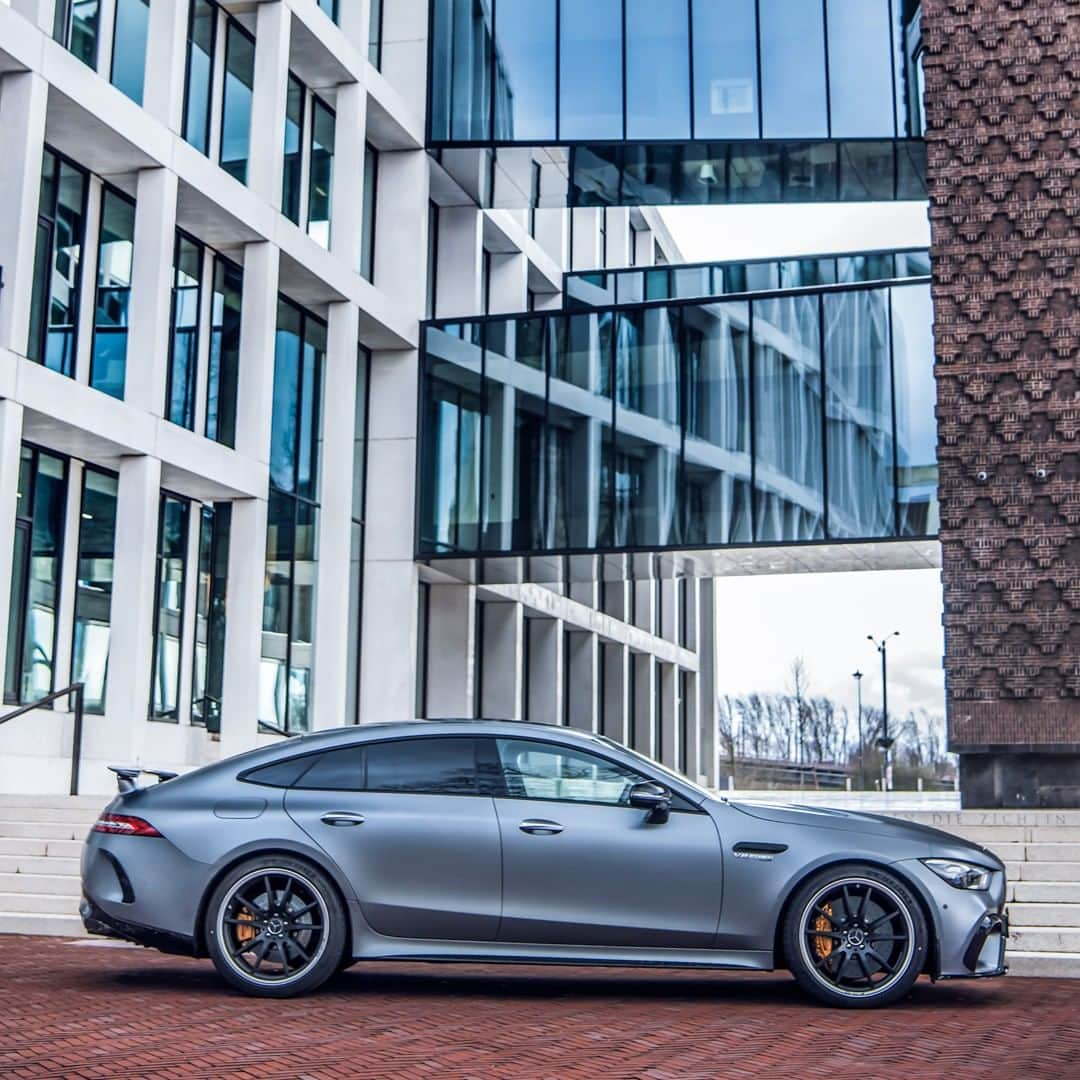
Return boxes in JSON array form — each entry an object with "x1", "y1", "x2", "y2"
[
  {"x1": 495, "y1": 738, "x2": 647, "y2": 806},
  {"x1": 293, "y1": 737, "x2": 480, "y2": 795}
]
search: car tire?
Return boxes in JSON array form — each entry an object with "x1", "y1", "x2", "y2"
[
  {"x1": 205, "y1": 855, "x2": 347, "y2": 997},
  {"x1": 784, "y1": 863, "x2": 928, "y2": 1008}
]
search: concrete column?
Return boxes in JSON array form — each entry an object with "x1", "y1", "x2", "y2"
[
  {"x1": 311, "y1": 302, "x2": 359, "y2": 730},
  {"x1": 142, "y1": 0, "x2": 190, "y2": 132},
  {"x1": 0, "y1": 400, "x2": 25, "y2": 698},
  {"x1": 378, "y1": 0, "x2": 429, "y2": 119},
  {"x1": 602, "y1": 642, "x2": 629, "y2": 745},
  {"x1": 234, "y1": 242, "x2": 280, "y2": 463},
  {"x1": 247, "y1": 1, "x2": 291, "y2": 207},
  {"x1": 526, "y1": 617, "x2": 563, "y2": 725},
  {"x1": 571, "y1": 208, "x2": 601, "y2": 271},
  {"x1": 658, "y1": 661, "x2": 679, "y2": 769},
  {"x1": 125, "y1": 168, "x2": 178, "y2": 414},
  {"x1": 435, "y1": 206, "x2": 483, "y2": 317},
  {"x1": 488, "y1": 252, "x2": 528, "y2": 315},
  {"x1": 95, "y1": 0, "x2": 117, "y2": 80},
  {"x1": 698, "y1": 578, "x2": 718, "y2": 787},
  {"x1": 0, "y1": 72, "x2": 47, "y2": 357},
  {"x1": 481, "y1": 600, "x2": 522, "y2": 720},
  {"x1": 99, "y1": 455, "x2": 162, "y2": 764},
  {"x1": 374, "y1": 150, "x2": 429, "y2": 314},
  {"x1": 337, "y1": 0, "x2": 372, "y2": 53},
  {"x1": 634, "y1": 227, "x2": 655, "y2": 267},
  {"x1": 565, "y1": 630, "x2": 599, "y2": 733},
  {"x1": 682, "y1": 670, "x2": 701, "y2": 782},
  {"x1": 219, "y1": 497, "x2": 268, "y2": 758},
  {"x1": 632, "y1": 653, "x2": 657, "y2": 757},
  {"x1": 11, "y1": 0, "x2": 55, "y2": 31},
  {"x1": 605, "y1": 209, "x2": 632, "y2": 268},
  {"x1": 425, "y1": 584, "x2": 476, "y2": 718},
  {"x1": 330, "y1": 81, "x2": 367, "y2": 271}
]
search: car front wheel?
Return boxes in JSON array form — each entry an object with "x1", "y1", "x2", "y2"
[
  {"x1": 784, "y1": 864, "x2": 928, "y2": 1008},
  {"x1": 205, "y1": 855, "x2": 347, "y2": 997}
]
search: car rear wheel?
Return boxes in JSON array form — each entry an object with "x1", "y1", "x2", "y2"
[
  {"x1": 205, "y1": 855, "x2": 347, "y2": 997},
  {"x1": 784, "y1": 864, "x2": 927, "y2": 1008}
]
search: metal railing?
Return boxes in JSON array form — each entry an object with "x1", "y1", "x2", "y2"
[{"x1": 0, "y1": 683, "x2": 85, "y2": 795}]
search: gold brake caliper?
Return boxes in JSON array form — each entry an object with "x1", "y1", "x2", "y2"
[
  {"x1": 812, "y1": 903, "x2": 834, "y2": 961},
  {"x1": 236, "y1": 908, "x2": 256, "y2": 944}
]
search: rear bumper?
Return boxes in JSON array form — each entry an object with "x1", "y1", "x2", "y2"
[{"x1": 79, "y1": 895, "x2": 196, "y2": 957}]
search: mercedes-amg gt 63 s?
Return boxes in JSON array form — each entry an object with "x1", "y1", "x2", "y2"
[{"x1": 81, "y1": 721, "x2": 1007, "y2": 1007}]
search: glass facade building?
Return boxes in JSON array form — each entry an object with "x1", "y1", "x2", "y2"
[{"x1": 419, "y1": 279, "x2": 936, "y2": 557}]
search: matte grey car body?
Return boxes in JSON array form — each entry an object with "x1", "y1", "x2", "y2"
[{"x1": 81, "y1": 721, "x2": 1008, "y2": 1005}]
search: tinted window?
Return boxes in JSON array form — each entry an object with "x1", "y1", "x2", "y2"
[
  {"x1": 496, "y1": 738, "x2": 647, "y2": 805},
  {"x1": 366, "y1": 738, "x2": 478, "y2": 795},
  {"x1": 294, "y1": 745, "x2": 365, "y2": 790},
  {"x1": 244, "y1": 755, "x2": 318, "y2": 788}
]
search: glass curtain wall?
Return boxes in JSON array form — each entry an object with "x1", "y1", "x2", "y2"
[
  {"x1": 3, "y1": 448, "x2": 67, "y2": 706},
  {"x1": 368, "y1": 0, "x2": 384, "y2": 67},
  {"x1": 166, "y1": 232, "x2": 204, "y2": 430},
  {"x1": 28, "y1": 150, "x2": 88, "y2": 377},
  {"x1": 307, "y1": 97, "x2": 336, "y2": 248},
  {"x1": 282, "y1": 75, "x2": 305, "y2": 224},
  {"x1": 420, "y1": 282, "x2": 936, "y2": 557},
  {"x1": 260, "y1": 299, "x2": 326, "y2": 734},
  {"x1": 90, "y1": 188, "x2": 136, "y2": 400},
  {"x1": 219, "y1": 19, "x2": 255, "y2": 183},
  {"x1": 183, "y1": 0, "x2": 218, "y2": 155},
  {"x1": 345, "y1": 350, "x2": 370, "y2": 726},
  {"x1": 361, "y1": 145, "x2": 377, "y2": 281},
  {"x1": 205, "y1": 256, "x2": 243, "y2": 447},
  {"x1": 53, "y1": 0, "x2": 100, "y2": 68},
  {"x1": 191, "y1": 504, "x2": 231, "y2": 732},
  {"x1": 110, "y1": 0, "x2": 150, "y2": 104},
  {"x1": 150, "y1": 495, "x2": 190, "y2": 720},
  {"x1": 71, "y1": 467, "x2": 118, "y2": 713}
]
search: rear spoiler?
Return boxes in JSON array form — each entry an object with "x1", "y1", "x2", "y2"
[{"x1": 108, "y1": 766, "x2": 179, "y2": 794}]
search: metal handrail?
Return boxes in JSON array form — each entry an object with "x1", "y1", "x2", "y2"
[{"x1": 0, "y1": 683, "x2": 85, "y2": 795}]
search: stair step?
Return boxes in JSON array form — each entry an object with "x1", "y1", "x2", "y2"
[
  {"x1": 0, "y1": 892, "x2": 80, "y2": 915},
  {"x1": 1025, "y1": 843, "x2": 1080, "y2": 862},
  {"x1": 1009, "y1": 903, "x2": 1080, "y2": 927},
  {"x1": 0, "y1": 821, "x2": 88, "y2": 840},
  {"x1": 0, "y1": 837, "x2": 83, "y2": 859},
  {"x1": 0, "y1": 808, "x2": 101, "y2": 825},
  {"x1": 1006, "y1": 950, "x2": 1080, "y2": 979},
  {"x1": 0, "y1": 854, "x2": 80, "y2": 876},
  {"x1": 0, "y1": 795, "x2": 106, "y2": 810},
  {"x1": 1014, "y1": 862, "x2": 1080, "y2": 883},
  {"x1": 1011, "y1": 882, "x2": 1080, "y2": 903},
  {"x1": 0, "y1": 911, "x2": 85, "y2": 936},
  {"x1": 1009, "y1": 926, "x2": 1080, "y2": 952},
  {"x1": 0, "y1": 872, "x2": 81, "y2": 896}
]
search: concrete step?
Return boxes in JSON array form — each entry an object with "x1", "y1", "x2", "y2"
[
  {"x1": 0, "y1": 807, "x2": 101, "y2": 825},
  {"x1": 0, "y1": 892, "x2": 79, "y2": 915},
  {"x1": 1006, "y1": 950, "x2": 1080, "y2": 979},
  {"x1": 0, "y1": 854, "x2": 80, "y2": 876},
  {"x1": 1011, "y1": 881, "x2": 1080, "y2": 903},
  {"x1": 1009, "y1": 926, "x2": 1080, "y2": 953},
  {"x1": 1025, "y1": 843, "x2": 1080, "y2": 862},
  {"x1": 0, "y1": 795, "x2": 105, "y2": 810},
  {"x1": 1012, "y1": 862, "x2": 1080, "y2": 883},
  {"x1": 946, "y1": 827, "x2": 1027, "y2": 844},
  {"x1": 0, "y1": 872, "x2": 81, "y2": 896},
  {"x1": 0, "y1": 911, "x2": 85, "y2": 936},
  {"x1": 1009, "y1": 903, "x2": 1080, "y2": 928},
  {"x1": 0, "y1": 837, "x2": 83, "y2": 859},
  {"x1": 0, "y1": 821, "x2": 88, "y2": 840},
  {"x1": 1030, "y1": 828, "x2": 1080, "y2": 844}
]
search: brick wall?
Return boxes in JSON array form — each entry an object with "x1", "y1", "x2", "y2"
[{"x1": 922, "y1": 0, "x2": 1080, "y2": 751}]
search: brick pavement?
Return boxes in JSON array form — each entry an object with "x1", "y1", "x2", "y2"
[{"x1": 1, "y1": 935, "x2": 1078, "y2": 1080}]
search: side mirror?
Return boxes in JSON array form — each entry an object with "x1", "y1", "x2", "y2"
[{"x1": 628, "y1": 781, "x2": 672, "y2": 824}]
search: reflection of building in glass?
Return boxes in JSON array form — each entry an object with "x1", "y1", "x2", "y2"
[{"x1": 420, "y1": 277, "x2": 936, "y2": 559}]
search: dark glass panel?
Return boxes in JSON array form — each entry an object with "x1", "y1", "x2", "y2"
[
  {"x1": 366, "y1": 738, "x2": 479, "y2": 794},
  {"x1": 753, "y1": 294, "x2": 825, "y2": 542},
  {"x1": 150, "y1": 495, "x2": 189, "y2": 721},
  {"x1": 191, "y1": 503, "x2": 230, "y2": 732},
  {"x1": 827, "y1": 0, "x2": 896, "y2": 137},
  {"x1": 361, "y1": 145, "x2": 377, "y2": 281},
  {"x1": 282, "y1": 75, "x2": 304, "y2": 224},
  {"x1": 183, "y1": 0, "x2": 216, "y2": 154},
  {"x1": 295, "y1": 744, "x2": 366, "y2": 789},
  {"x1": 559, "y1": 0, "x2": 623, "y2": 141},
  {"x1": 824, "y1": 289, "x2": 895, "y2": 539},
  {"x1": 759, "y1": 0, "x2": 828, "y2": 139},
  {"x1": 297, "y1": 315, "x2": 326, "y2": 502},
  {"x1": 206, "y1": 257, "x2": 242, "y2": 447},
  {"x1": 892, "y1": 283, "x2": 938, "y2": 536},
  {"x1": 368, "y1": 0, "x2": 383, "y2": 67},
  {"x1": 288, "y1": 500, "x2": 318, "y2": 734},
  {"x1": 895, "y1": 0, "x2": 925, "y2": 138},
  {"x1": 625, "y1": 0, "x2": 690, "y2": 140},
  {"x1": 270, "y1": 300, "x2": 303, "y2": 493},
  {"x1": 259, "y1": 489, "x2": 294, "y2": 731},
  {"x1": 684, "y1": 301, "x2": 752, "y2": 545},
  {"x1": 784, "y1": 143, "x2": 839, "y2": 202},
  {"x1": 691, "y1": 0, "x2": 758, "y2": 139},
  {"x1": 54, "y1": 0, "x2": 100, "y2": 68},
  {"x1": 430, "y1": 0, "x2": 493, "y2": 141},
  {"x1": 839, "y1": 142, "x2": 896, "y2": 201},
  {"x1": 110, "y1": 0, "x2": 149, "y2": 105},
  {"x1": 307, "y1": 97, "x2": 335, "y2": 248},
  {"x1": 71, "y1": 468, "x2": 118, "y2": 713},
  {"x1": 90, "y1": 189, "x2": 136, "y2": 400},
  {"x1": 167, "y1": 233, "x2": 203, "y2": 430},
  {"x1": 220, "y1": 21, "x2": 255, "y2": 183},
  {"x1": 493, "y1": 0, "x2": 556, "y2": 141}
]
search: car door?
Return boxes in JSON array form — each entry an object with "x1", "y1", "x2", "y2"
[
  {"x1": 284, "y1": 736, "x2": 501, "y2": 941},
  {"x1": 491, "y1": 736, "x2": 723, "y2": 948}
]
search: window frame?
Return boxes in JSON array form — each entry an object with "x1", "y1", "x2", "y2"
[
  {"x1": 89, "y1": 181, "x2": 137, "y2": 400},
  {"x1": 218, "y1": 14, "x2": 257, "y2": 184},
  {"x1": 109, "y1": 0, "x2": 150, "y2": 105},
  {"x1": 149, "y1": 491, "x2": 191, "y2": 722},
  {"x1": 182, "y1": 0, "x2": 220, "y2": 157},
  {"x1": 165, "y1": 228, "x2": 206, "y2": 431}
]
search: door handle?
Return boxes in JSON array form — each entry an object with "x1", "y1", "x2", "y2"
[
  {"x1": 320, "y1": 811, "x2": 366, "y2": 827},
  {"x1": 519, "y1": 819, "x2": 564, "y2": 835}
]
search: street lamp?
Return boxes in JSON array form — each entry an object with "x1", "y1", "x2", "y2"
[
  {"x1": 852, "y1": 669, "x2": 864, "y2": 790},
  {"x1": 868, "y1": 632, "x2": 900, "y2": 791}
]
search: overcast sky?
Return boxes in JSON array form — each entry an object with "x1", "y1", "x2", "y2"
[{"x1": 658, "y1": 203, "x2": 943, "y2": 719}]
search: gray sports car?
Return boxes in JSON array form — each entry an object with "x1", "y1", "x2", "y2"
[{"x1": 80, "y1": 721, "x2": 1007, "y2": 1007}]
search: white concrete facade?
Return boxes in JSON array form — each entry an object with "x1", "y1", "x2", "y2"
[{"x1": 0, "y1": 0, "x2": 718, "y2": 795}]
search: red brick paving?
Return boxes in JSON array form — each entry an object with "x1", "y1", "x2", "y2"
[{"x1": 1, "y1": 936, "x2": 1078, "y2": 1080}]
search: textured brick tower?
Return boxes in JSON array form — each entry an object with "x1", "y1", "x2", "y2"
[{"x1": 923, "y1": 0, "x2": 1080, "y2": 806}]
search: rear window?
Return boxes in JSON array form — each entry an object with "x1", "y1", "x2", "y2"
[{"x1": 242, "y1": 756, "x2": 317, "y2": 788}]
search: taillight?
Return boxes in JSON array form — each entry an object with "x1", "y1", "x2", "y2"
[{"x1": 92, "y1": 814, "x2": 162, "y2": 837}]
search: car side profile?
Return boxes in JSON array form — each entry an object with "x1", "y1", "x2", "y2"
[{"x1": 81, "y1": 721, "x2": 1008, "y2": 1007}]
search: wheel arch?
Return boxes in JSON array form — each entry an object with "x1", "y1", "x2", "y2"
[{"x1": 771, "y1": 857, "x2": 941, "y2": 976}]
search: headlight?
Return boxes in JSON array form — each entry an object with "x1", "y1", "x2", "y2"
[{"x1": 922, "y1": 858, "x2": 993, "y2": 891}]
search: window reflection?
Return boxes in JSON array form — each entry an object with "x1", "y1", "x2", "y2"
[
  {"x1": 282, "y1": 75, "x2": 304, "y2": 225},
  {"x1": 206, "y1": 256, "x2": 243, "y2": 448},
  {"x1": 53, "y1": 0, "x2": 100, "y2": 69},
  {"x1": 307, "y1": 97, "x2": 336, "y2": 248},
  {"x1": 560, "y1": 1, "x2": 623, "y2": 140},
  {"x1": 167, "y1": 233, "x2": 204, "y2": 430},
  {"x1": 151, "y1": 495, "x2": 190, "y2": 721},
  {"x1": 219, "y1": 21, "x2": 255, "y2": 183},
  {"x1": 191, "y1": 504, "x2": 231, "y2": 732},
  {"x1": 625, "y1": 0, "x2": 690, "y2": 141},
  {"x1": 90, "y1": 188, "x2": 136, "y2": 400},
  {"x1": 110, "y1": 0, "x2": 149, "y2": 105},
  {"x1": 494, "y1": 0, "x2": 556, "y2": 141},
  {"x1": 692, "y1": 0, "x2": 758, "y2": 139},
  {"x1": 183, "y1": 0, "x2": 217, "y2": 155}
]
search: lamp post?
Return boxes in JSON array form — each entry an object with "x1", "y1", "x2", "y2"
[
  {"x1": 868, "y1": 632, "x2": 900, "y2": 791},
  {"x1": 852, "y1": 669, "x2": 864, "y2": 790}
]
